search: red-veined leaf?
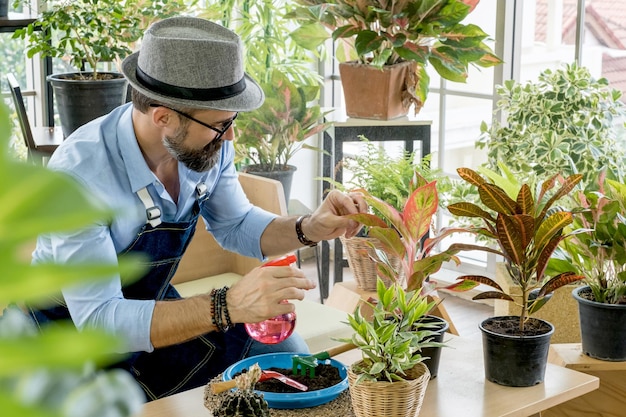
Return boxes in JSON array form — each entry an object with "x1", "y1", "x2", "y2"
[
  {"x1": 534, "y1": 212, "x2": 572, "y2": 255},
  {"x1": 538, "y1": 271, "x2": 585, "y2": 297},
  {"x1": 457, "y1": 167, "x2": 486, "y2": 187},
  {"x1": 478, "y1": 183, "x2": 519, "y2": 215},
  {"x1": 444, "y1": 279, "x2": 479, "y2": 292},
  {"x1": 539, "y1": 174, "x2": 582, "y2": 220},
  {"x1": 535, "y1": 233, "x2": 565, "y2": 281},
  {"x1": 517, "y1": 184, "x2": 534, "y2": 215},
  {"x1": 403, "y1": 181, "x2": 438, "y2": 243},
  {"x1": 456, "y1": 275, "x2": 504, "y2": 291},
  {"x1": 473, "y1": 291, "x2": 515, "y2": 302},
  {"x1": 447, "y1": 202, "x2": 495, "y2": 222}
]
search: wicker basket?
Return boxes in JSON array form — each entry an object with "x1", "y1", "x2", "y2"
[
  {"x1": 348, "y1": 361, "x2": 430, "y2": 417},
  {"x1": 340, "y1": 236, "x2": 404, "y2": 291}
]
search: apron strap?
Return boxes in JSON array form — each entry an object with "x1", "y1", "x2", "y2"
[
  {"x1": 137, "y1": 182, "x2": 207, "y2": 228},
  {"x1": 137, "y1": 187, "x2": 162, "y2": 228}
]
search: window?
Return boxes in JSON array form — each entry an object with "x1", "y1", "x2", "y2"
[{"x1": 319, "y1": 0, "x2": 626, "y2": 282}]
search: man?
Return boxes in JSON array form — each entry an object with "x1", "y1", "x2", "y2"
[{"x1": 30, "y1": 16, "x2": 365, "y2": 400}]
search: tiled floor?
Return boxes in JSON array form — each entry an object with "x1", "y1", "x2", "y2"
[{"x1": 299, "y1": 255, "x2": 493, "y2": 341}]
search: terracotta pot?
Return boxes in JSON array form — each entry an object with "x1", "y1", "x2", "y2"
[{"x1": 339, "y1": 61, "x2": 417, "y2": 120}]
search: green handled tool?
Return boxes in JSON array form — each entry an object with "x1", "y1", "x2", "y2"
[{"x1": 292, "y1": 343, "x2": 356, "y2": 378}]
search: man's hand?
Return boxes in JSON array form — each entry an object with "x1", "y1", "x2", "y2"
[
  {"x1": 226, "y1": 264, "x2": 316, "y2": 324},
  {"x1": 302, "y1": 190, "x2": 367, "y2": 243}
]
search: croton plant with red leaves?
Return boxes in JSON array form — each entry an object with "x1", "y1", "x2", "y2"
[{"x1": 446, "y1": 168, "x2": 586, "y2": 331}]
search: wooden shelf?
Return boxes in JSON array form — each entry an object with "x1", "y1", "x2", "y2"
[{"x1": 542, "y1": 343, "x2": 626, "y2": 417}]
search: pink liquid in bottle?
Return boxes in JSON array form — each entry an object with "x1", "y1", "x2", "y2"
[
  {"x1": 244, "y1": 306, "x2": 297, "y2": 344},
  {"x1": 245, "y1": 254, "x2": 298, "y2": 344}
]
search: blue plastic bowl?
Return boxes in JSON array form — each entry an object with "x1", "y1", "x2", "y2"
[{"x1": 222, "y1": 352, "x2": 349, "y2": 409}]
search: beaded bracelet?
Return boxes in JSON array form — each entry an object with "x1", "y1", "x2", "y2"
[
  {"x1": 219, "y1": 286, "x2": 234, "y2": 331},
  {"x1": 210, "y1": 289, "x2": 219, "y2": 330},
  {"x1": 210, "y1": 286, "x2": 232, "y2": 333}
]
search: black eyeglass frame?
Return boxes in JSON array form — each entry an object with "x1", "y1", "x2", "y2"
[{"x1": 150, "y1": 104, "x2": 238, "y2": 140}]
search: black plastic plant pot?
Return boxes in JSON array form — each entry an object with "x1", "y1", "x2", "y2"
[
  {"x1": 573, "y1": 285, "x2": 626, "y2": 361},
  {"x1": 420, "y1": 315, "x2": 449, "y2": 379},
  {"x1": 479, "y1": 316, "x2": 554, "y2": 387},
  {"x1": 48, "y1": 72, "x2": 128, "y2": 138}
]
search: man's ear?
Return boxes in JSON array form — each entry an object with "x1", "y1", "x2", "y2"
[{"x1": 151, "y1": 106, "x2": 172, "y2": 128}]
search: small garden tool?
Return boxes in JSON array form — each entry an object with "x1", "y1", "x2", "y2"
[
  {"x1": 211, "y1": 369, "x2": 308, "y2": 394},
  {"x1": 292, "y1": 343, "x2": 356, "y2": 378}
]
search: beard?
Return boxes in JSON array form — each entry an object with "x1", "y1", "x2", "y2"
[{"x1": 163, "y1": 127, "x2": 223, "y2": 172}]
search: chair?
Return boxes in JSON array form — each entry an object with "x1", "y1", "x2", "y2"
[
  {"x1": 171, "y1": 172, "x2": 353, "y2": 353},
  {"x1": 7, "y1": 73, "x2": 64, "y2": 164}
]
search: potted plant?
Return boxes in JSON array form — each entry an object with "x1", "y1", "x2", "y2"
[
  {"x1": 446, "y1": 63, "x2": 626, "y2": 233},
  {"x1": 0, "y1": 102, "x2": 145, "y2": 415},
  {"x1": 342, "y1": 173, "x2": 465, "y2": 377},
  {"x1": 338, "y1": 278, "x2": 437, "y2": 417},
  {"x1": 200, "y1": 0, "x2": 331, "y2": 202},
  {"x1": 289, "y1": 0, "x2": 501, "y2": 119},
  {"x1": 325, "y1": 137, "x2": 450, "y2": 291},
  {"x1": 445, "y1": 167, "x2": 585, "y2": 386},
  {"x1": 548, "y1": 170, "x2": 626, "y2": 361},
  {"x1": 13, "y1": 0, "x2": 187, "y2": 137},
  {"x1": 477, "y1": 62, "x2": 626, "y2": 187},
  {"x1": 234, "y1": 70, "x2": 332, "y2": 202}
]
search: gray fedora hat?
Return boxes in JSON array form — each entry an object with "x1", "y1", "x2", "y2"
[{"x1": 122, "y1": 16, "x2": 264, "y2": 111}]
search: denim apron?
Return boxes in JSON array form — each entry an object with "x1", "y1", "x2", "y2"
[{"x1": 31, "y1": 183, "x2": 253, "y2": 400}]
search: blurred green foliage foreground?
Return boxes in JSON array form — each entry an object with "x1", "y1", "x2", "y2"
[{"x1": 0, "y1": 102, "x2": 147, "y2": 417}]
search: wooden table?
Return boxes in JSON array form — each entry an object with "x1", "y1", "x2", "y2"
[
  {"x1": 541, "y1": 343, "x2": 626, "y2": 417},
  {"x1": 135, "y1": 336, "x2": 598, "y2": 417}
]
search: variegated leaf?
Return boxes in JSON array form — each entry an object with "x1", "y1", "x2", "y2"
[
  {"x1": 443, "y1": 279, "x2": 479, "y2": 292},
  {"x1": 535, "y1": 234, "x2": 565, "y2": 281},
  {"x1": 447, "y1": 202, "x2": 495, "y2": 222},
  {"x1": 478, "y1": 183, "x2": 518, "y2": 215},
  {"x1": 403, "y1": 181, "x2": 438, "y2": 243},
  {"x1": 517, "y1": 184, "x2": 534, "y2": 215},
  {"x1": 457, "y1": 167, "x2": 486, "y2": 187},
  {"x1": 456, "y1": 275, "x2": 504, "y2": 291},
  {"x1": 473, "y1": 291, "x2": 514, "y2": 302},
  {"x1": 538, "y1": 271, "x2": 585, "y2": 297},
  {"x1": 539, "y1": 174, "x2": 582, "y2": 220},
  {"x1": 535, "y1": 211, "x2": 572, "y2": 255},
  {"x1": 496, "y1": 214, "x2": 527, "y2": 266}
]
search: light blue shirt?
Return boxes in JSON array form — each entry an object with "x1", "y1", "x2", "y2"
[{"x1": 32, "y1": 103, "x2": 277, "y2": 353}]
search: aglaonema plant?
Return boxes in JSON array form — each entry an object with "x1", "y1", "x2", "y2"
[
  {"x1": 343, "y1": 173, "x2": 466, "y2": 294},
  {"x1": 446, "y1": 167, "x2": 586, "y2": 331},
  {"x1": 548, "y1": 170, "x2": 626, "y2": 304}
]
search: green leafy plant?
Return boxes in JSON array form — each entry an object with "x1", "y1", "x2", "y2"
[
  {"x1": 344, "y1": 174, "x2": 464, "y2": 294},
  {"x1": 339, "y1": 279, "x2": 439, "y2": 383},
  {"x1": 477, "y1": 62, "x2": 626, "y2": 186},
  {"x1": 548, "y1": 171, "x2": 626, "y2": 304},
  {"x1": 324, "y1": 137, "x2": 450, "y2": 214},
  {"x1": 289, "y1": 0, "x2": 501, "y2": 110},
  {"x1": 234, "y1": 70, "x2": 332, "y2": 171},
  {"x1": 13, "y1": 0, "x2": 188, "y2": 79},
  {"x1": 446, "y1": 167, "x2": 585, "y2": 331},
  {"x1": 0, "y1": 102, "x2": 145, "y2": 416},
  {"x1": 200, "y1": 0, "x2": 329, "y2": 172},
  {"x1": 445, "y1": 63, "x2": 626, "y2": 231}
]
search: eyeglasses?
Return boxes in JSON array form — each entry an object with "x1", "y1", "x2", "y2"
[{"x1": 150, "y1": 104, "x2": 238, "y2": 140}]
